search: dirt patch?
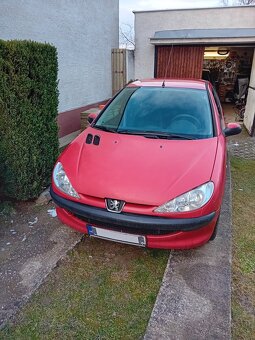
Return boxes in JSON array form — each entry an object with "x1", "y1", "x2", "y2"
[
  {"x1": 1, "y1": 235, "x2": 168, "y2": 339},
  {"x1": 0, "y1": 199, "x2": 81, "y2": 327}
]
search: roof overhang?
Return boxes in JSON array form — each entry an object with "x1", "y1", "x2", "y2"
[
  {"x1": 133, "y1": 5, "x2": 255, "y2": 14},
  {"x1": 150, "y1": 29, "x2": 255, "y2": 46}
]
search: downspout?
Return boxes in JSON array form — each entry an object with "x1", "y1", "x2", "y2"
[
  {"x1": 249, "y1": 85, "x2": 255, "y2": 137},
  {"x1": 250, "y1": 112, "x2": 255, "y2": 137}
]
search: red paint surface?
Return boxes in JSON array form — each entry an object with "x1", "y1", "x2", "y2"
[
  {"x1": 227, "y1": 122, "x2": 241, "y2": 129},
  {"x1": 61, "y1": 131, "x2": 218, "y2": 214},
  {"x1": 146, "y1": 215, "x2": 218, "y2": 249},
  {"x1": 56, "y1": 206, "x2": 87, "y2": 233},
  {"x1": 56, "y1": 205, "x2": 219, "y2": 250},
  {"x1": 52, "y1": 80, "x2": 232, "y2": 249},
  {"x1": 128, "y1": 78, "x2": 206, "y2": 89}
]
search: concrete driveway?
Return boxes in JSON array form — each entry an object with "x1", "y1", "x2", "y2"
[
  {"x1": 144, "y1": 164, "x2": 232, "y2": 340},
  {"x1": 0, "y1": 166, "x2": 232, "y2": 338},
  {"x1": 0, "y1": 202, "x2": 82, "y2": 328}
]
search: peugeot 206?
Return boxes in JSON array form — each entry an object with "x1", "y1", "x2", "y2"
[{"x1": 50, "y1": 79, "x2": 241, "y2": 249}]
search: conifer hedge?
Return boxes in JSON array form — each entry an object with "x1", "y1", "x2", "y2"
[{"x1": 0, "y1": 40, "x2": 59, "y2": 200}]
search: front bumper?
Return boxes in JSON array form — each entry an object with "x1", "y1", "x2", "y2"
[
  {"x1": 50, "y1": 187, "x2": 218, "y2": 249},
  {"x1": 50, "y1": 187, "x2": 215, "y2": 232}
]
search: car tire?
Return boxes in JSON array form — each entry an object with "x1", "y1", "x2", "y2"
[{"x1": 209, "y1": 216, "x2": 220, "y2": 241}]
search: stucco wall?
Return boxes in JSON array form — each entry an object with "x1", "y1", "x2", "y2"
[
  {"x1": 0, "y1": 0, "x2": 119, "y2": 113},
  {"x1": 134, "y1": 6, "x2": 255, "y2": 79},
  {"x1": 127, "y1": 49, "x2": 135, "y2": 82}
]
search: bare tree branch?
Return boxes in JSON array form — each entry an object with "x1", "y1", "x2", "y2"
[
  {"x1": 237, "y1": 0, "x2": 255, "y2": 4},
  {"x1": 220, "y1": 0, "x2": 255, "y2": 5},
  {"x1": 119, "y1": 23, "x2": 135, "y2": 49},
  {"x1": 220, "y1": 0, "x2": 231, "y2": 5}
]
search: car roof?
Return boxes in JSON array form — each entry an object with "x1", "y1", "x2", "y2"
[{"x1": 127, "y1": 79, "x2": 207, "y2": 90}]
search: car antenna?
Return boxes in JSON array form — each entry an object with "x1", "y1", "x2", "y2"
[{"x1": 162, "y1": 44, "x2": 174, "y2": 88}]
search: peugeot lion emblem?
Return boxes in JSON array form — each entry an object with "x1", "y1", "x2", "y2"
[{"x1": 106, "y1": 198, "x2": 125, "y2": 213}]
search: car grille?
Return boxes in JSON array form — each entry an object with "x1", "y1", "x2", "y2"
[{"x1": 73, "y1": 212, "x2": 175, "y2": 236}]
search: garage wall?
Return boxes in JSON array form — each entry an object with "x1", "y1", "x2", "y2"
[
  {"x1": 0, "y1": 0, "x2": 119, "y2": 113},
  {"x1": 134, "y1": 6, "x2": 255, "y2": 79},
  {"x1": 156, "y1": 46, "x2": 204, "y2": 79}
]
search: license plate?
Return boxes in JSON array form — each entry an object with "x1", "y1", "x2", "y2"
[{"x1": 87, "y1": 225, "x2": 146, "y2": 247}]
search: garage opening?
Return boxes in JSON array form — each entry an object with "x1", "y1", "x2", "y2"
[
  {"x1": 155, "y1": 45, "x2": 255, "y2": 131},
  {"x1": 203, "y1": 46, "x2": 254, "y2": 124}
]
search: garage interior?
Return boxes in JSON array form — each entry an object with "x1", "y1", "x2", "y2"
[
  {"x1": 154, "y1": 43, "x2": 255, "y2": 129},
  {"x1": 203, "y1": 46, "x2": 254, "y2": 123}
]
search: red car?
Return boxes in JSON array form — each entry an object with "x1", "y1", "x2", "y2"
[{"x1": 51, "y1": 79, "x2": 241, "y2": 249}]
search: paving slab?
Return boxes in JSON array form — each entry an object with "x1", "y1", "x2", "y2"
[
  {"x1": 144, "y1": 164, "x2": 232, "y2": 340},
  {"x1": 228, "y1": 137, "x2": 255, "y2": 159},
  {"x1": 0, "y1": 202, "x2": 82, "y2": 328}
]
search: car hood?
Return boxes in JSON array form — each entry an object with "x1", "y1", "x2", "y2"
[{"x1": 61, "y1": 128, "x2": 218, "y2": 206}]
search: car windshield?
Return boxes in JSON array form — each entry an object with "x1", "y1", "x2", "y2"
[{"x1": 94, "y1": 87, "x2": 214, "y2": 139}]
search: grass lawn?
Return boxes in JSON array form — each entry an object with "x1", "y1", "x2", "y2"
[
  {"x1": 1, "y1": 237, "x2": 169, "y2": 339},
  {"x1": 231, "y1": 157, "x2": 255, "y2": 340}
]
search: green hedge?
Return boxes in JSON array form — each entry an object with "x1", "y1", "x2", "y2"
[{"x1": 0, "y1": 40, "x2": 59, "y2": 200}]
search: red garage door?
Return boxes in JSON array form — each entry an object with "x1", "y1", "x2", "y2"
[{"x1": 156, "y1": 46, "x2": 205, "y2": 79}]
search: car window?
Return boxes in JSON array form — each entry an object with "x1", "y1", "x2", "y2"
[
  {"x1": 95, "y1": 87, "x2": 214, "y2": 139},
  {"x1": 212, "y1": 87, "x2": 225, "y2": 131},
  {"x1": 95, "y1": 87, "x2": 136, "y2": 127},
  {"x1": 212, "y1": 87, "x2": 223, "y2": 117}
]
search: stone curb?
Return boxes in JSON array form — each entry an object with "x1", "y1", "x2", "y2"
[
  {"x1": 35, "y1": 187, "x2": 51, "y2": 205},
  {"x1": 144, "y1": 162, "x2": 232, "y2": 340},
  {"x1": 0, "y1": 229, "x2": 82, "y2": 329}
]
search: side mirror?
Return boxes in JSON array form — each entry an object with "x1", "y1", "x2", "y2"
[
  {"x1": 87, "y1": 112, "x2": 98, "y2": 125},
  {"x1": 99, "y1": 104, "x2": 106, "y2": 110},
  {"x1": 223, "y1": 123, "x2": 242, "y2": 137}
]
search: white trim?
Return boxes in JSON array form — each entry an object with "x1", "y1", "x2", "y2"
[
  {"x1": 133, "y1": 5, "x2": 255, "y2": 14},
  {"x1": 150, "y1": 38, "x2": 255, "y2": 45}
]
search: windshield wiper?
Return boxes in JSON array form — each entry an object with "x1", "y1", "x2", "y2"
[
  {"x1": 158, "y1": 133, "x2": 196, "y2": 140},
  {"x1": 143, "y1": 133, "x2": 196, "y2": 140},
  {"x1": 117, "y1": 130, "x2": 196, "y2": 140},
  {"x1": 117, "y1": 130, "x2": 161, "y2": 138},
  {"x1": 94, "y1": 125, "x2": 117, "y2": 133}
]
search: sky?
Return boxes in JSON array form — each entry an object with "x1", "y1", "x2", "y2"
[{"x1": 120, "y1": 0, "x2": 221, "y2": 26}]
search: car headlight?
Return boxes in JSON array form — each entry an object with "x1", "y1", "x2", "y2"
[
  {"x1": 53, "y1": 162, "x2": 80, "y2": 198},
  {"x1": 154, "y1": 182, "x2": 214, "y2": 213}
]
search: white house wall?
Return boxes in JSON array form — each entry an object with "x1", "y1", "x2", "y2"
[
  {"x1": 0, "y1": 0, "x2": 119, "y2": 113},
  {"x1": 134, "y1": 6, "x2": 255, "y2": 79}
]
